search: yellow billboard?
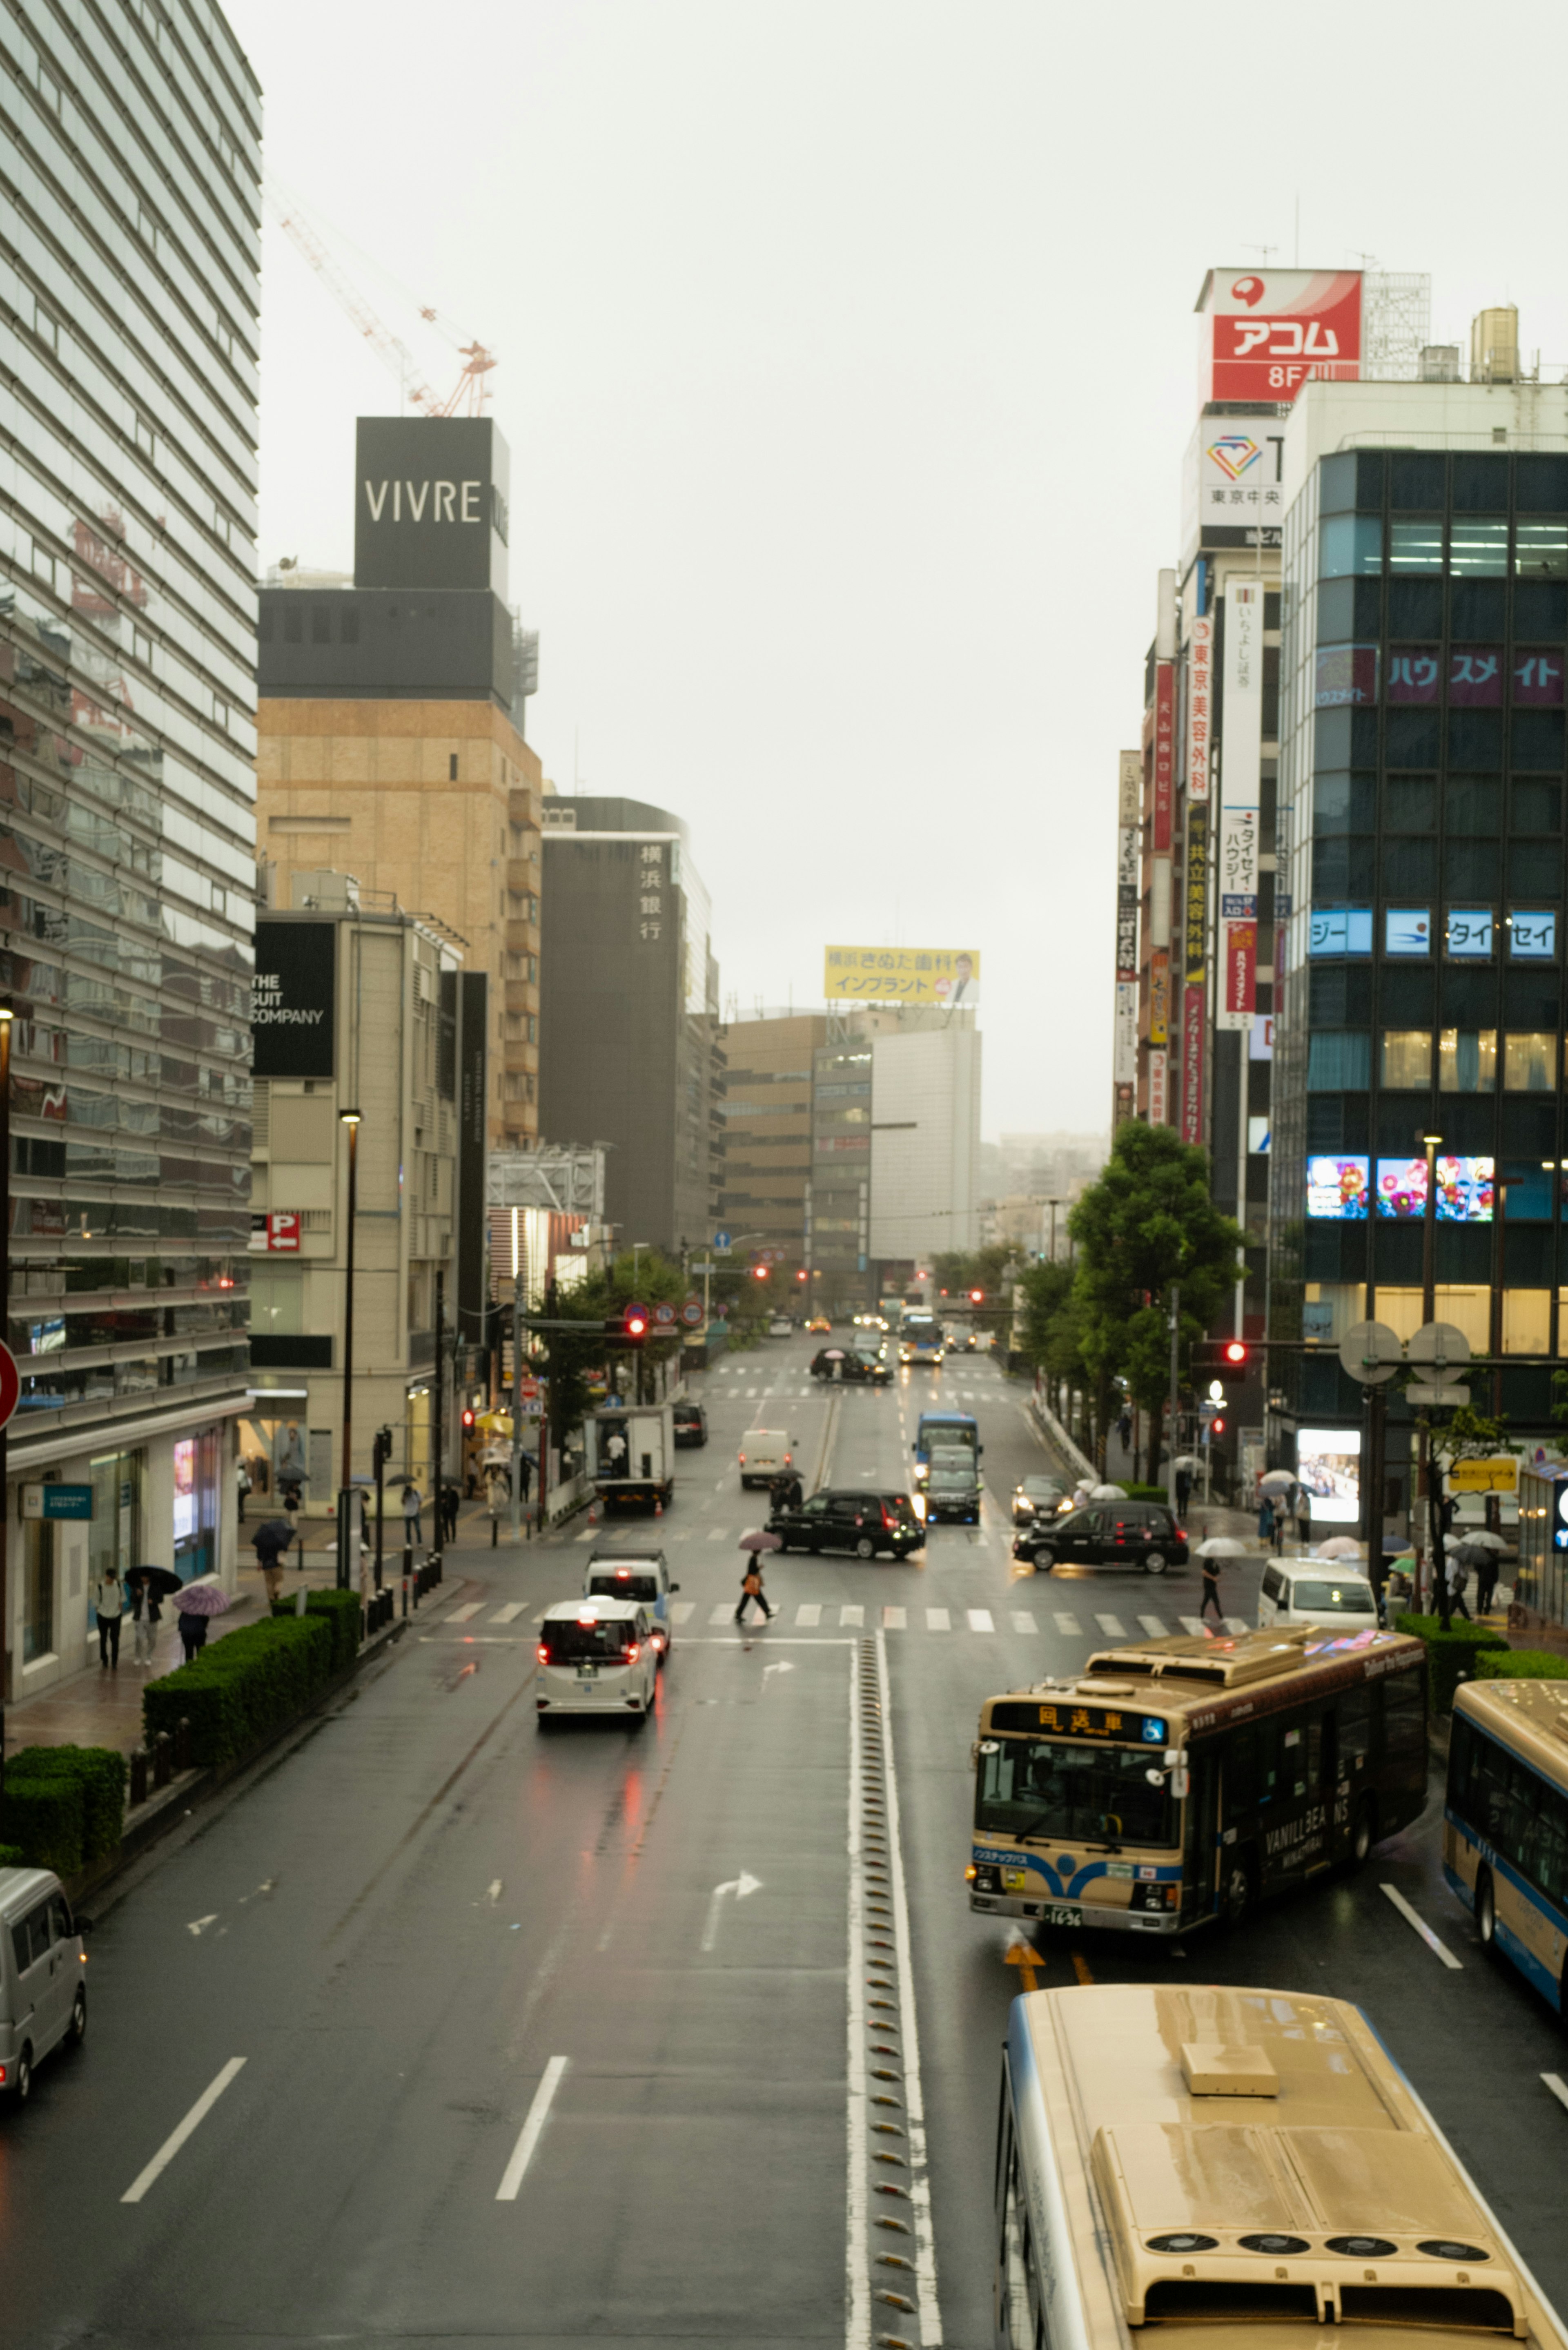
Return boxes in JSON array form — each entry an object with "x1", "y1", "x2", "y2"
[
  {"x1": 824, "y1": 945, "x2": 980, "y2": 1006},
  {"x1": 1446, "y1": 1456, "x2": 1519, "y2": 1495}
]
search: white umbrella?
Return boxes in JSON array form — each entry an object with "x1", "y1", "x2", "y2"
[
  {"x1": 1316, "y1": 1535, "x2": 1363, "y2": 1560},
  {"x1": 1197, "y1": 1535, "x2": 1249, "y2": 1558},
  {"x1": 1172, "y1": 1455, "x2": 1203, "y2": 1472},
  {"x1": 1258, "y1": 1469, "x2": 1295, "y2": 1494},
  {"x1": 1461, "y1": 1529, "x2": 1508, "y2": 1552},
  {"x1": 1090, "y1": 1483, "x2": 1127, "y2": 1500}
]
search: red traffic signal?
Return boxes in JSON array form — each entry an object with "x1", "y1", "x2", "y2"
[
  {"x1": 795, "y1": 1269, "x2": 807, "y2": 1282},
  {"x1": 1212, "y1": 1415, "x2": 1227, "y2": 1436},
  {"x1": 461, "y1": 1407, "x2": 476, "y2": 1431},
  {"x1": 606, "y1": 1304, "x2": 650, "y2": 1343},
  {"x1": 969, "y1": 1289, "x2": 984, "y2": 1304},
  {"x1": 752, "y1": 1264, "x2": 769, "y2": 1281},
  {"x1": 1222, "y1": 1340, "x2": 1248, "y2": 1365}
]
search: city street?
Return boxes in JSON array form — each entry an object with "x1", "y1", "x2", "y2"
[{"x1": 4, "y1": 1333, "x2": 1566, "y2": 2348}]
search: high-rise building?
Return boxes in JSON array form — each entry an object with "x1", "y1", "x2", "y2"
[
  {"x1": 537, "y1": 798, "x2": 722, "y2": 1254},
  {"x1": 1271, "y1": 342, "x2": 1568, "y2": 1509},
  {"x1": 810, "y1": 1034, "x2": 873, "y2": 1311},
  {"x1": 718, "y1": 1014, "x2": 827, "y2": 1286},
  {"x1": 0, "y1": 6, "x2": 261, "y2": 1697},
  {"x1": 243, "y1": 877, "x2": 460, "y2": 1517},
  {"x1": 256, "y1": 417, "x2": 540, "y2": 1149},
  {"x1": 865, "y1": 1014, "x2": 982, "y2": 1275}
]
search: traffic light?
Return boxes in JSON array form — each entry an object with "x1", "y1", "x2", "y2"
[
  {"x1": 1193, "y1": 1338, "x2": 1257, "y2": 1373},
  {"x1": 372, "y1": 1426, "x2": 393, "y2": 1474},
  {"x1": 461, "y1": 1407, "x2": 476, "y2": 1433},
  {"x1": 969, "y1": 1288, "x2": 984, "y2": 1304},
  {"x1": 604, "y1": 1304, "x2": 650, "y2": 1344},
  {"x1": 1211, "y1": 1415, "x2": 1227, "y2": 1436},
  {"x1": 1221, "y1": 1340, "x2": 1248, "y2": 1366},
  {"x1": 795, "y1": 1269, "x2": 807, "y2": 1284},
  {"x1": 752, "y1": 1264, "x2": 769, "y2": 1281}
]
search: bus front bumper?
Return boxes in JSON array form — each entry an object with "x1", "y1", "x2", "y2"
[{"x1": 968, "y1": 1886, "x2": 1184, "y2": 1933}]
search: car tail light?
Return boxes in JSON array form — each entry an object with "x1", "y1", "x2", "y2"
[
  {"x1": 626, "y1": 1644, "x2": 640, "y2": 1663},
  {"x1": 738, "y1": 1451, "x2": 746, "y2": 1464},
  {"x1": 537, "y1": 1643, "x2": 550, "y2": 1663},
  {"x1": 882, "y1": 1505, "x2": 895, "y2": 1529},
  {"x1": 1175, "y1": 1525, "x2": 1187, "y2": 1541}
]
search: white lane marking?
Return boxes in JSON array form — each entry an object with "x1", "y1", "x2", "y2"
[
  {"x1": 496, "y1": 2056, "x2": 570, "y2": 2200},
  {"x1": 447, "y1": 1601, "x2": 484, "y2": 1622},
  {"x1": 709, "y1": 1603, "x2": 733, "y2": 1625},
  {"x1": 1380, "y1": 1882, "x2": 1463, "y2": 1969},
  {"x1": 671, "y1": 1601, "x2": 695, "y2": 1624},
  {"x1": 122, "y1": 2058, "x2": 247, "y2": 2203},
  {"x1": 1137, "y1": 1614, "x2": 1168, "y2": 1637},
  {"x1": 762, "y1": 1662, "x2": 794, "y2": 1685},
  {"x1": 186, "y1": 1914, "x2": 218, "y2": 1938},
  {"x1": 575, "y1": 1528, "x2": 595, "y2": 1543},
  {"x1": 925, "y1": 1607, "x2": 951, "y2": 1631},
  {"x1": 967, "y1": 1609, "x2": 995, "y2": 1633},
  {"x1": 876, "y1": 1628, "x2": 942, "y2": 2341},
  {"x1": 1053, "y1": 1612, "x2": 1082, "y2": 1634},
  {"x1": 701, "y1": 1870, "x2": 762, "y2": 1952},
  {"x1": 707, "y1": 1527, "x2": 728, "y2": 1540},
  {"x1": 490, "y1": 1603, "x2": 524, "y2": 1624},
  {"x1": 1224, "y1": 1616, "x2": 1250, "y2": 1635},
  {"x1": 1543, "y1": 2073, "x2": 1568, "y2": 2116},
  {"x1": 847, "y1": 1645, "x2": 870, "y2": 2350},
  {"x1": 487, "y1": 1878, "x2": 502, "y2": 1903},
  {"x1": 840, "y1": 1604, "x2": 865, "y2": 1628},
  {"x1": 1010, "y1": 1611, "x2": 1038, "y2": 1635},
  {"x1": 1179, "y1": 1616, "x2": 1206, "y2": 1635},
  {"x1": 796, "y1": 1602, "x2": 822, "y2": 1626},
  {"x1": 883, "y1": 1605, "x2": 907, "y2": 1630},
  {"x1": 1094, "y1": 1614, "x2": 1126, "y2": 1637}
]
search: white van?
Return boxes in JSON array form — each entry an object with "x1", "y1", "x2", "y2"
[
  {"x1": 1258, "y1": 1560, "x2": 1380, "y2": 1634},
  {"x1": 738, "y1": 1430, "x2": 796, "y2": 1489},
  {"x1": 584, "y1": 1548, "x2": 680, "y2": 1660},
  {"x1": 536, "y1": 1597, "x2": 657, "y2": 1726},
  {"x1": 0, "y1": 1868, "x2": 87, "y2": 2102}
]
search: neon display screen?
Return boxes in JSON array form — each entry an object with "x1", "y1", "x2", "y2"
[
  {"x1": 1375, "y1": 1156, "x2": 1494, "y2": 1222},
  {"x1": 1307, "y1": 1156, "x2": 1369, "y2": 1220}
]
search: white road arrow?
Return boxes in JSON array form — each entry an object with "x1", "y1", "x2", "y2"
[
  {"x1": 701, "y1": 1870, "x2": 762, "y2": 1951},
  {"x1": 761, "y1": 1661, "x2": 795, "y2": 1685}
]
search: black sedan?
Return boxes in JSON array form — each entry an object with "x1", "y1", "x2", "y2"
[
  {"x1": 923, "y1": 1465, "x2": 981, "y2": 1525},
  {"x1": 1012, "y1": 1499, "x2": 1188, "y2": 1576},
  {"x1": 769, "y1": 1488, "x2": 923, "y2": 1559},
  {"x1": 810, "y1": 1349, "x2": 891, "y2": 1385}
]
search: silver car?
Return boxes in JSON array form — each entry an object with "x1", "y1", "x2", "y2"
[{"x1": 0, "y1": 1868, "x2": 87, "y2": 2102}]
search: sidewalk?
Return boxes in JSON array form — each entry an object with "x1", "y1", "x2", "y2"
[
  {"x1": 1101, "y1": 1422, "x2": 1261, "y2": 1549},
  {"x1": 3, "y1": 1502, "x2": 491, "y2": 1764}
]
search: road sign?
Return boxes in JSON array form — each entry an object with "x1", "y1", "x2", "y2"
[
  {"x1": 1407, "y1": 1382, "x2": 1470, "y2": 1409},
  {"x1": 1339, "y1": 1320, "x2": 1402, "y2": 1385},
  {"x1": 713, "y1": 1230, "x2": 733, "y2": 1252},
  {"x1": 0, "y1": 1340, "x2": 18, "y2": 1432},
  {"x1": 681, "y1": 1300, "x2": 703, "y2": 1327},
  {"x1": 1406, "y1": 1320, "x2": 1471, "y2": 1376},
  {"x1": 652, "y1": 1302, "x2": 676, "y2": 1327},
  {"x1": 625, "y1": 1299, "x2": 650, "y2": 1329}
]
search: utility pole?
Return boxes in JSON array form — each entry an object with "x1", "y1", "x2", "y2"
[
  {"x1": 510, "y1": 1257, "x2": 523, "y2": 1546},
  {"x1": 1417, "y1": 1129, "x2": 1441, "y2": 1605},
  {"x1": 432, "y1": 1269, "x2": 445, "y2": 1581},
  {"x1": 1166, "y1": 1281, "x2": 1181, "y2": 1513}
]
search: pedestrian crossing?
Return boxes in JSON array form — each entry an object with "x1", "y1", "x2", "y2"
[{"x1": 441, "y1": 1595, "x2": 1257, "y2": 1640}]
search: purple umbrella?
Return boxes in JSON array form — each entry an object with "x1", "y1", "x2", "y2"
[
  {"x1": 739, "y1": 1528, "x2": 783, "y2": 1552},
  {"x1": 174, "y1": 1581, "x2": 232, "y2": 1616}
]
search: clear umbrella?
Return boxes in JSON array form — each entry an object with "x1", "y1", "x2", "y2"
[
  {"x1": 1258, "y1": 1469, "x2": 1296, "y2": 1494},
  {"x1": 1090, "y1": 1483, "x2": 1127, "y2": 1500},
  {"x1": 1317, "y1": 1536, "x2": 1364, "y2": 1561},
  {"x1": 1197, "y1": 1536, "x2": 1249, "y2": 1558}
]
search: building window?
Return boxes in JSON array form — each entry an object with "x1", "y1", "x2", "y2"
[
  {"x1": 1315, "y1": 645, "x2": 1379, "y2": 708},
  {"x1": 1439, "y1": 1029, "x2": 1497, "y2": 1092},
  {"x1": 1516, "y1": 522, "x2": 1568, "y2": 579},
  {"x1": 1381, "y1": 1032, "x2": 1432, "y2": 1087},
  {"x1": 1449, "y1": 517, "x2": 1509, "y2": 576},
  {"x1": 1515, "y1": 649, "x2": 1566, "y2": 705},
  {"x1": 1385, "y1": 908, "x2": 1432, "y2": 956},
  {"x1": 1389, "y1": 519, "x2": 1444, "y2": 574},
  {"x1": 1309, "y1": 908, "x2": 1373, "y2": 957},
  {"x1": 1307, "y1": 1032, "x2": 1370, "y2": 1090},
  {"x1": 1504, "y1": 1032, "x2": 1557, "y2": 1090},
  {"x1": 1388, "y1": 646, "x2": 1441, "y2": 703},
  {"x1": 1446, "y1": 908, "x2": 1495, "y2": 959},
  {"x1": 449, "y1": 755, "x2": 459, "y2": 780},
  {"x1": 1508, "y1": 910, "x2": 1558, "y2": 959},
  {"x1": 1320, "y1": 515, "x2": 1382, "y2": 578}
]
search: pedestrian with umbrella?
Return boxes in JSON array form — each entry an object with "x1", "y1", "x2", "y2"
[
  {"x1": 1258, "y1": 1468, "x2": 1294, "y2": 1554},
  {"x1": 1197, "y1": 1535, "x2": 1245, "y2": 1627},
  {"x1": 128, "y1": 1565, "x2": 180, "y2": 1667},
  {"x1": 253, "y1": 1514, "x2": 295, "y2": 1607},
  {"x1": 1467, "y1": 1529, "x2": 1508, "y2": 1616},
  {"x1": 735, "y1": 1527, "x2": 780, "y2": 1625},
  {"x1": 174, "y1": 1579, "x2": 232, "y2": 1663}
]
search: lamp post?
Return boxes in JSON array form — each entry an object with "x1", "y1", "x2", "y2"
[
  {"x1": 1489, "y1": 1173, "x2": 1512, "y2": 1417},
  {"x1": 1544, "y1": 1160, "x2": 1566, "y2": 1364},
  {"x1": 337, "y1": 1110, "x2": 362, "y2": 1592},
  {"x1": 1417, "y1": 1129, "x2": 1442, "y2": 1607},
  {"x1": 0, "y1": 1006, "x2": 13, "y2": 1792}
]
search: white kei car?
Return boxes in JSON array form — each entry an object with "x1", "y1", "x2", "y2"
[{"x1": 536, "y1": 1596, "x2": 657, "y2": 1727}]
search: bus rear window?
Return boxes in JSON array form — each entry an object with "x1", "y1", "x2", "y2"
[{"x1": 976, "y1": 1738, "x2": 1177, "y2": 1849}]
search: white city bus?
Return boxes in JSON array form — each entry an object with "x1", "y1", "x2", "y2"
[{"x1": 996, "y1": 1981, "x2": 1568, "y2": 2350}]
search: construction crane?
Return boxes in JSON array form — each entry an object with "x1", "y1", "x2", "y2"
[{"x1": 267, "y1": 189, "x2": 496, "y2": 418}]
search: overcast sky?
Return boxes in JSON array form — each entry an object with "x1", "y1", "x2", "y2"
[{"x1": 227, "y1": 0, "x2": 1568, "y2": 1139}]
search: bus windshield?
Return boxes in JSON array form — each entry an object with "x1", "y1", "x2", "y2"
[{"x1": 976, "y1": 1737, "x2": 1177, "y2": 1849}]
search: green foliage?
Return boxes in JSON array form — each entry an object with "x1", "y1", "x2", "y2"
[
  {"x1": 0, "y1": 1846, "x2": 23, "y2": 1870},
  {"x1": 5, "y1": 1745, "x2": 126, "y2": 1864},
  {"x1": 539, "y1": 1251, "x2": 696, "y2": 1449},
  {"x1": 1426, "y1": 1404, "x2": 1510, "y2": 1469},
  {"x1": 1123, "y1": 1484, "x2": 1170, "y2": 1503},
  {"x1": 1476, "y1": 1648, "x2": 1568, "y2": 1681},
  {"x1": 0, "y1": 1776, "x2": 84, "y2": 1876},
  {"x1": 144, "y1": 1613, "x2": 333, "y2": 1770},
  {"x1": 1392, "y1": 1613, "x2": 1509, "y2": 1713},
  {"x1": 272, "y1": 1587, "x2": 361, "y2": 1673},
  {"x1": 931, "y1": 1245, "x2": 1021, "y2": 1309}
]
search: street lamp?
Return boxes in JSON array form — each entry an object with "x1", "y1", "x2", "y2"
[
  {"x1": 338, "y1": 1110, "x2": 362, "y2": 1591},
  {"x1": 1420, "y1": 1131, "x2": 1443, "y2": 1326},
  {"x1": 1489, "y1": 1171, "x2": 1512, "y2": 1415},
  {"x1": 1417, "y1": 1130, "x2": 1442, "y2": 1611}
]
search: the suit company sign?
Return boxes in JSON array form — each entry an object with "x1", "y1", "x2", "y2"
[{"x1": 252, "y1": 921, "x2": 336, "y2": 1080}]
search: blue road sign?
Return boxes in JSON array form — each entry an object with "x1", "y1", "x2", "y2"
[{"x1": 713, "y1": 1229, "x2": 733, "y2": 1251}]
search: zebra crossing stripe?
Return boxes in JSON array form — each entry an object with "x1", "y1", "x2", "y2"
[
  {"x1": 795, "y1": 1602, "x2": 822, "y2": 1626},
  {"x1": 883, "y1": 1605, "x2": 907, "y2": 1630},
  {"x1": 926, "y1": 1607, "x2": 951, "y2": 1632},
  {"x1": 1053, "y1": 1612, "x2": 1081, "y2": 1634},
  {"x1": 967, "y1": 1609, "x2": 995, "y2": 1632},
  {"x1": 1010, "y1": 1611, "x2": 1038, "y2": 1635},
  {"x1": 1094, "y1": 1614, "x2": 1126, "y2": 1638}
]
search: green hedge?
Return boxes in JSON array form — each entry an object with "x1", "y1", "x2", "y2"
[
  {"x1": 0, "y1": 1845, "x2": 22, "y2": 1870},
  {"x1": 1477, "y1": 1648, "x2": 1568, "y2": 1681},
  {"x1": 271, "y1": 1587, "x2": 361, "y2": 1673},
  {"x1": 1127, "y1": 1483, "x2": 1174, "y2": 1503},
  {"x1": 144, "y1": 1612, "x2": 333, "y2": 1769},
  {"x1": 1393, "y1": 1613, "x2": 1509, "y2": 1714},
  {"x1": 0, "y1": 1745, "x2": 127, "y2": 1876}
]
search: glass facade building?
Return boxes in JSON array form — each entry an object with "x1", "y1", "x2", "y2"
[
  {"x1": 0, "y1": 5, "x2": 259, "y2": 1688},
  {"x1": 1274, "y1": 441, "x2": 1568, "y2": 1441}
]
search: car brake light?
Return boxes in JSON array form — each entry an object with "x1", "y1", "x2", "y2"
[
  {"x1": 615, "y1": 1567, "x2": 629, "y2": 1578},
  {"x1": 882, "y1": 1505, "x2": 895, "y2": 1529},
  {"x1": 626, "y1": 1644, "x2": 640, "y2": 1663},
  {"x1": 537, "y1": 1643, "x2": 550, "y2": 1663},
  {"x1": 577, "y1": 1612, "x2": 595, "y2": 1626},
  {"x1": 738, "y1": 1451, "x2": 746, "y2": 1464},
  {"x1": 1175, "y1": 1525, "x2": 1187, "y2": 1541}
]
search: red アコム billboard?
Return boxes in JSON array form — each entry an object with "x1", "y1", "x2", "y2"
[{"x1": 1197, "y1": 269, "x2": 1362, "y2": 404}]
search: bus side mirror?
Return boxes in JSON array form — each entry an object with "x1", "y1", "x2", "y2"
[{"x1": 1165, "y1": 1747, "x2": 1190, "y2": 1800}]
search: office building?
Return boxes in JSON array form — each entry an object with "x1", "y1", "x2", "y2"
[
  {"x1": 0, "y1": 6, "x2": 260, "y2": 1697},
  {"x1": 1271, "y1": 333, "x2": 1568, "y2": 1497},
  {"x1": 864, "y1": 1013, "x2": 982, "y2": 1275},
  {"x1": 243, "y1": 880, "x2": 461, "y2": 1513},
  {"x1": 256, "y1": 417, "x2": 541, "y2": 1149},
  {"x1": 537, "y1": 798, "x2": 722, "y2": 1254},
  {"x1": 810, "y1": 1034, "x2": 873, "y2": 1311},
  {"x1": 719, "y1": 1014, "x2": 827, "y2": 1284}
]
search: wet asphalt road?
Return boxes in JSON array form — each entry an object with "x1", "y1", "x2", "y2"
[{"x1": 2, "y1": 1333, "x2": 1566, "y2": 2348}]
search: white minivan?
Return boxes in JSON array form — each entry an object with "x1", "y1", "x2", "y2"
[
  {"x1": 584, "y1": 1548, "x2": 680, "y2": 1661},
  {"x1": 738, "y1": 1430, "x2": 797, "y2": 1490},
  {"x1": 1258, "y1": 1561, "x2": 1380, "y2": 1634},
  {"x1": 0, "y1": 1868, "x2": 87, "y2": 2102},
  {"x1": 536, "y1": 1597, "x2": 657, "y2": 1727}
]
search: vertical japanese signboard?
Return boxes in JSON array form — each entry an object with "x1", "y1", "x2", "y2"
[
  {"x1": 1218, "y1": 581, "x2": 1263, "y2": 1033},
  {"x1": 1149, "y1": 949, "x2": 1170, "y2": 1048},
  {"x1": 1148, "y1": 1051, "x2": 1168, "y2": 1125},
  {"x1": 1182, "y1": 803, "x2": 1208, "y2": 1146},
  {"x1": 1187, "y1": 614, "x2": 1213, "y2": 799},
  {"x1": 1114, "y1": 749, "x2": 1140, "y2": 1125},
  {"x1": 1152, "y1": 664, "x2": 1174, "y2": 851}
]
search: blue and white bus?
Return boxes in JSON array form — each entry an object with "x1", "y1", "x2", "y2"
[
  {"x1": 899, "y1": 1311, "x2": 945, "y2": 1368},
  {"x1": 1445, "y1": 1676, "x2": 1568, "y2": 2013}
]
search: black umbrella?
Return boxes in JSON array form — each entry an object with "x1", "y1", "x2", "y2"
[
  {"x1": 257, "y1": 1517, "x2": 295, "y2": 1545},
  {"x1": 129, "y1": 1565, "x2": 183, "y2": 1598}
]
